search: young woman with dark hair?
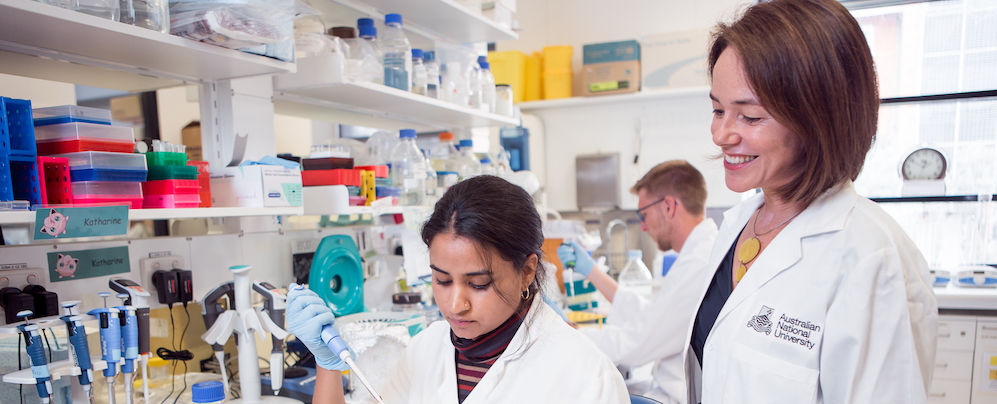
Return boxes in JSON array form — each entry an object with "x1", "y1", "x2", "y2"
[{"x1": 287, "y1": 175, "x2": 629, "y2": 404}]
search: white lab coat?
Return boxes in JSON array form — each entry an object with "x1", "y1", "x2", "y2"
[
  {"x1": 682, "y1": 182, "x2": 938, "y2": 404},
  {"x1": 370, "y1": 296, "x2": 631, "y2": 404},
  {"x1": 580, "y1": 219, "x2": 718, "y2": 404}
]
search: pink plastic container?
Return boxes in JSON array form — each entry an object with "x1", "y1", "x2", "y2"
[{"x1": 143, "y1": 193, "x2": 201, "y2": 209}]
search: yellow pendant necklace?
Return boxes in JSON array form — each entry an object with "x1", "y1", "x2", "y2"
[{"x1": 735, "y1": 206, "x2": 803, "y2": 282}]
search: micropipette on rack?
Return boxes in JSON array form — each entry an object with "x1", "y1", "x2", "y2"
[
  {"x1": 89, "y1": 292, "x2": 121, "y2": 404},
  {"x1": 16, "y1": 310, "x2": 53, "y2": 404},
  {"x1": 115, "y1": 293, "x2": 139, "y2": 404},
  {"x1": 61, "y1": 301, "x2": 96, "y2": 404}
]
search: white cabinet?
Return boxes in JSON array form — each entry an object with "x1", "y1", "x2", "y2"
[
  {"x1": 933, "y1": 316, "x2": 978, "y2": 404},
  {"x1": 972, "y1": 319, "x2": 997, "y2": 403}
]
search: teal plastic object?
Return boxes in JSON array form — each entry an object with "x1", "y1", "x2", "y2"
[{"x1": 309, "y1": 235, "x2": 365, "y2": 316}]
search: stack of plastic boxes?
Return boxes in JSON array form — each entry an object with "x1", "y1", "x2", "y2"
[
  {"x1": 33, "y1": 105, "x2": 145, "y2": 208},
  {"x1": 143, "y1": 148, "x2": 201, "y2": 208},
  {"x1": 300, "y1": 156, "x2": 367, "y2": 206},
  {"x1": 0, "y1": 97, "x2": 42, "y2": 210}
]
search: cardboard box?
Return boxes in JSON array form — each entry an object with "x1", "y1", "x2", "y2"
[
  {"x1": 210, "y1": 165, "x2": 303, "y2": 207},
  {"x1": 581, "y1": 40, "x2": 640, "y2": 96},
  {"x1": 641, "y1": 28, "x2": 711, "y2": 89},
  {"x1": 181, "y1": 121, "x2": 202, "y2": 162}
]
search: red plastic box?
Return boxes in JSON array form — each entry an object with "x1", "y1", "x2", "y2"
[
  {"x1": 143, "y1": 193, "x2": 201, "y2": 209},
  {"x1": 37, "y1": 139, "x2": 134, "y2": 155},
  {"x1": 187, "y1": 160, "x2": 212, "y2": 207},
  {"x1": 73, "y1": 196, "x2": 143, "y2": 209},
  {"x1": 302, "y1": 169, "x2": 362, "y2": 187},
  {"x1": 142, "y1": 179, "x2": 200, "y2": 195},
  {"x1": 354, "y1": 165, "x2": 388, "y2": 178},
  {"x1": 36, "y1": 156, "x2": 74, "y2": 205}
]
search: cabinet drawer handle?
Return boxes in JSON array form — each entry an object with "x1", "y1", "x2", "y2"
[
  {"x1": 935, "y1": 363, "x2": 949, "y2": 368},
  {"x1": 938, "y1": 333, "x2": 951, "y2": 338},
  {"x1": 983, "y1": 326, "x2": 997, "y2": 331},
  {"x1": 929, "y1": 392, "x2": 947, "y2": 398}
]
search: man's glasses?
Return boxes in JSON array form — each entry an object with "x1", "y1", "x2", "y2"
[{"x1": 636, "y1": 198, "x2": 667, "y2": 222}]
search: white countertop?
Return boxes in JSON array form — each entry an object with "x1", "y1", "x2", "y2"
[{"x1": 934, "y1": 284, "x2": 997, "y2": 311}]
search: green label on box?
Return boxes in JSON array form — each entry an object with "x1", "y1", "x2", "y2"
[
  {"x1": 34, "y1": 206, "x2": 129, "y2": 240},
  {"x1": 282, "y1": 183, "x2": 303, "y2": 206},
  {"x1": 47, "y1": 246, "x2": 130, "y2": 282}
]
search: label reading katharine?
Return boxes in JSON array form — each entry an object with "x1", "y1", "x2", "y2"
[
  {"x1": 47, "y1": 246, "x2": 130, "y2": 282},
  {"x1": 747, "y1": 305, "x2": 822, "y2": 350},
  {"x1": 33, "y1": 206, "x2": 129, "y2": 240}
]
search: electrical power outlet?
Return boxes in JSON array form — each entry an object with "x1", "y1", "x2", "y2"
[
  {"x1": 0, "y1": 268, "x2": 45, "y2": 320},
  {"x1": 139, "y1": 255, "x2": 186, "y2": 298}
]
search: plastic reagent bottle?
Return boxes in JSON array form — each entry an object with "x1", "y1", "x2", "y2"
[
  {"x1": 411, "y1": 49, "x2": 428, "y2": 95},
  {"x1": 480, "y1": 157, "x2": 497, "y2": 175},
  {"x1": 479, "y1": 61, "x2": 496, "y2": 113},
  {"x1": 389, "y1": 129, "x2": 427, "y2": 205},
  {"x1": 422, "y1": 149, "x2": 439, "y2": 200},
  {"x1": 382, "y1": 13, "x2": 412, "y2": 92},
  {"x1": 457, "y1": 139, "x2": 481, "y2": 181},
  {"x1": 468, "y1": 57, "x2": 483, "y2": 110},
  {"x1": 431, "y1": 131, "x2": 460, "y2": 172},
  {"x1": 424, "y1": 51, "x2": 441, "y2": 99},
  {"x1": 357, "y1": 21, "x2": 383, "y2": 85},
  {"x1": 618, "y1": 249, "x2": 654, "y2": 300}
]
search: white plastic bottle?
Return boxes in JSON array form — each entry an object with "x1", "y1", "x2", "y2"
[
  {"x1": 411, "y1": 49, "x2": 428, "y2": 96},
  {"x1": 389, "y1": 129, "x2": 427, "y2": 205},
  {"x1": 382, "y1": 13, "x2": 412, "y2": 92},
  {"x1": 618, "y1": 250, "x2": 654, "y2": 300},
  {"x1": 456, "y1": 139, "x2": 481, "y2": 181},
  {"x1": 357, "y1": 20, "x2": 384, "y2": 85},
  {"x1": 479, "y1": 61, "x2": 496, "y2": 113},
  {"x1": 424, "y1": 51, "x2": 441, "y2": 99},
  {"x1": 468, "y1": 57, "x2": 483, "y2": 110}
]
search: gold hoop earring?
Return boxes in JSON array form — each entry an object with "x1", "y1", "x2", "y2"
[{"x1": 522, "y1": 289, "x2": 530, "y2": 300}]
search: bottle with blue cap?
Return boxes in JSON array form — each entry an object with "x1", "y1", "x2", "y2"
[
  {"x1": 389, "y1": 129, "x2": 427, "y2": 205},
  {"x1": 618, "y1": 249, "x2": 654, "y2": 300},
  {"x1": 357, "y1": 18, "x2": 383, "y2": 84},
  {"x1": 456, "y1": 139, "x2": 481, "y2": 181},
  {"x1": 479, "y1": 58, "x2": 496, "y2": 113},
  {"x1": 191, "y1": 381, "x2": 225, "y2": 404},
  {"x1": 424, "y1": 51, "x2": 441, "y2": 99},
  {"x1": 411, "y1": 48, "x2": 428, "y2": 95},
  {"x1": 382, "y1": 13, "x2": 412, "y2": 91}
]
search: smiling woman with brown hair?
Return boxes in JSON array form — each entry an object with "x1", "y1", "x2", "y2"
[
  {"x1": 287, "y1": 175, "x2": 629, "y2": 404},
  {"x1": 683, "y1": 0, "x2": 939, "y2": 403}
]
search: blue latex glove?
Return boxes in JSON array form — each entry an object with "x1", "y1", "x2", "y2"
[
  {"x1": 286, "y1": 283, "x2": 349, "y2": 371},
  {"x1": 557, "y1": 240, "x2": 595, "y2": 277},
  {"x1": 542, "y1": 295, "x2": 569, "y2": 322}
]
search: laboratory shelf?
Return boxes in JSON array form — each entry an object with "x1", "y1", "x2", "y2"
[
  {"x1": 0, "y1": 0, "x2": 295, "y2": 92},
  {"x1": 934, "y1": 285, "x2": 997, "y2": 311},
  {"x1": 869, "y1": 195, "x2": 997, "y2": 203},
  {"x1": 3, "y1": 358, "x2": 111, "y2": 385},
  {"x1": 0, "y1": 206, "x2": 304, "y2": 225},
  {"x1": 274, "y1": 55, "x2": 520, "y2": 130},
  {"x1": 517, "y1": 86, "x2": 711, "y2": 112},
  {"x1": 0, "y1": 313, "x2": 97, "y2": 334},
  {"x1": 310, "y1": 0, "x2": 517, "y2": 46}
]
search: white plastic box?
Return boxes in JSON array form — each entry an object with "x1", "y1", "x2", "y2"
[{"x1": 209, "y1": 166, "x2": 303, "y2": 207}]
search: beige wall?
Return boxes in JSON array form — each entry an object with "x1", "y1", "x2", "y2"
[{"x1": 0, "y1": 73, "x2": 76, "y2": 108}]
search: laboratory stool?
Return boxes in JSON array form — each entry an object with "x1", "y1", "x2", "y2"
[{"x1": 630, "y1": 395, "x2": 663, "y2": 404}]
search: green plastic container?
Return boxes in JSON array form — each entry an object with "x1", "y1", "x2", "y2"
[
  {"x1": 146, "y1": 152, "x2": 187, "y2": 167},
  {"x1": 147, "y1": 165, "x2": 198, "y2": 180}
]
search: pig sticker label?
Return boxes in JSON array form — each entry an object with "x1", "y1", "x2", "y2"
[
  {"x1": 47, "y1": 246, "x2": 129, "y2": 282},
  {"x1": 34, "y1": 205, "x2": 128, "y2": 240}
]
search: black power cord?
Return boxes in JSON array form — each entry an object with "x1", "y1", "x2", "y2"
[{"x1": 157, "y1": 303, "x2": 192, "y2": 404}]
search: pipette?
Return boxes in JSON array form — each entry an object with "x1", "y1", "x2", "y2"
[
  {"x1": 109, "y1": 278, "x2": 152, "y2": 402},
  {"x1": 88, "y1": 292, "x2": 121, "y2": 404},
  {"x1": 321, "y1": 324, "x2": 383, "y2": 403},
  {"x1": 115, "y1": 293, "x2": 139, "y2": 404},
  {"x1": 252, "y1": 281, "x2": 287, "y2": 396},
  {"x1": 60, "y1": 301, "x2": 96, "y2": 404},
  {"x1": 16, "y1": 310, "x2": 53, "y2": 404},
  {"x1": 290, "y1": 285, "x2": 383, "y2": 402},
  {"x1": 561, "y1": 242, "x2": 576, "y2": 298}
]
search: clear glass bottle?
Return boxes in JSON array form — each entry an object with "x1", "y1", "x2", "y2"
[
  {"x1": 479, "y1": 60, "x2": 496, "y2": 113},
  {"x1": 456, "y1": 139, "x2": 481, "y2": 181},
  {"x1": 389, "y1": 129, "x2": 426, "y2": 205},
  {"x1": 119, "y1": 0, "x2": 168, "y2": 33},
  {"x1": 424, "y1": 51, "x2": 441, "y2": 99},
  {"x1": 422, "y1": 149, "x2": 439, "y2": 202},
  {"x1": 468, "y1": 57, "x2": 483, "y2": 110},
  {"x1": 382, "y1": 13, "x2": 412, "y2": 91},
  {"x1": 618, "y1": 249, "x2": 653, "y2": 300},
  {"x1": 495, "y1": 84, "x2": 514, "y2": 117},
  {"x1": 480, "y1": 157, "x2": 497, "y2": 176},
  {"x1": 357, "y1": 20, "x2": 384, "y2": 85},
  {"x1": 431, "y1": 131, "x2": 459, "y2": 172},
  {"x1": 411, "y1": 49, "x2": 428, "y2": 95}
]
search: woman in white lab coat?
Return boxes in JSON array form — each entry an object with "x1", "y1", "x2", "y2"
[
  {"x1": 685, "y1": 0, "x2": 938, "y2": 403},
  {"x1": 287, "y1": 175, "x2": 630, "y2": 404}
]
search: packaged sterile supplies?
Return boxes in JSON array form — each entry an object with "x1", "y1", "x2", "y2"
[{"x1": 169, "y1": 0, "x2": 317, "y2": 50}]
